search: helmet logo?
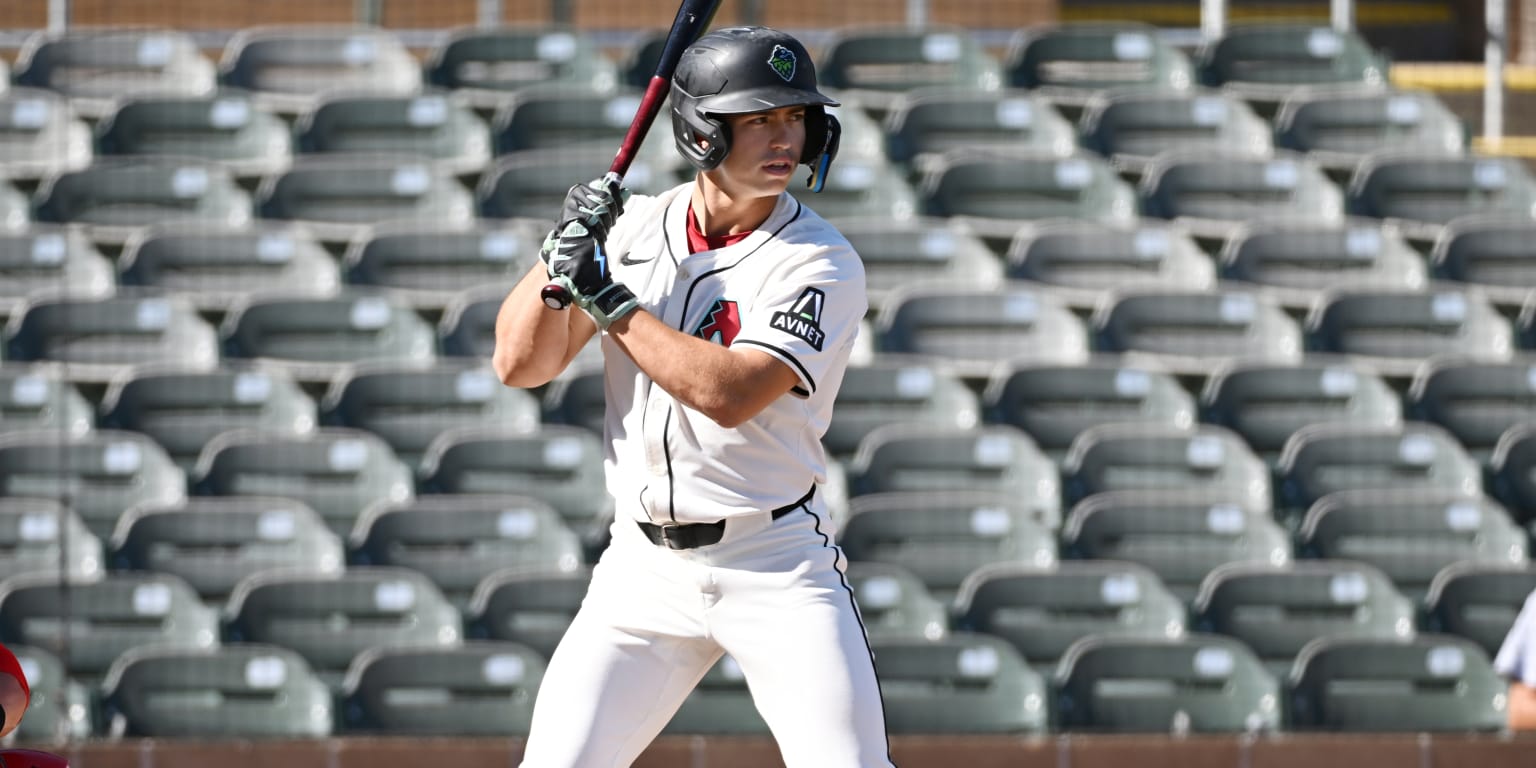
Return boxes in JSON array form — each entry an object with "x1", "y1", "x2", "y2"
[{"x1": 768, "y1": 44, "x2": 797, "y2": 82}]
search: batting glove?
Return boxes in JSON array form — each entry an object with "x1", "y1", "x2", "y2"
[
  {"x1": 541, "y1": 221, "x2": 639, "y2": 330},
  {"x1": 559, "y1": 176, "x2": 630, "y2": 243}
]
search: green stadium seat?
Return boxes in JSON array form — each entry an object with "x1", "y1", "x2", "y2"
[
  {"x1": 1346, "y1": 155, "x2": 1536, "y2": 233},
  {"x1": 842, "y1": 561, "x2": 947, "y2": 642},
  {"x1": 539, "y1": 363, "x2": 606, "y2": 437},
  {"x1": 100, "y1": 366, "x2": 318, "y2": 472},
  {"x1": 0, "y1": 497, "x2": 102, "y2": 582},
  {"x1": 842, "y1": 489, "x2": 1057, "y2": 602},
  {"x1": 1423, "y1": 562, "x2": 1536, "y2": 656},
  {"x1": 1275, "y1": 88, "x2": 1465, "y2": 182},
  {"x1": 1431, "y1": 214, "x2": 1536, "y2": 302},
  {"x1": 1277, "y1": 422, "x2": 1482, "y2": 521},
  {"x1": 296, "y1": 92, "x2": 491, "y2": 177},
  {"x1": 1407, "y1": 359, "x2": 1536, "y2": 464},
  {"x1": 0, "y1": 364, "x2": 94, "y2": 438},
  {"x1": 783, "y1": 154, "x2": 920, "y2": 221},
  {"x1": 0, "y1": 572, "x2": 217, "y2": 683},
  {"x1": 1139, "y1": 152, "x2": 1344, "y2": 240},
  {"x1": 6, "y1": 295, "x2": 220, "y2": 382},
  {"x1": 835, "y1": 217, "x2": 1003, "y2": 314},
  {"x1": 0, "y1": 229, "x2": 114, "y2": 320},
  {"x1": 117, "y1": 224, "x2": 340, "y2": 313},
  {"x1": 884, "y1": 89, "x2": 1075, "y2": 180},
  {"x1": 1091, "y1": 289, "x2": 1304, "y2": 376},
  {"x1": 983, "y1": 361, "x2": 1196, "y2": 460},
  {"x1": 100, "y1": 643, "x2": 332, "y2": 738},
  {"x1": 954, "y1": 560, "x2": 1186, "y2": 673},
  {"x1": 1287, "y1": 634, "x2": 1504, "y2": 731},
  {"x1": 1197, "y1": 24, "x2": 1388, "y2": 117},
  {"x1": 1218, "y1": 220, "x2": 1426, "y2": 310},
  {"x1": 350, "y1": 495, "x2": 582, "y2": 610},
  {"x1": 340, "y1": 641, "x2": 545, "y2": 735},
  {"x1": 321, "y1": 361, "x2": 539, "y2": 472},
  {"x1": 33, "y1": 160, "x2": 253, "y2": 244},
  {"x1": 846, "y1": 426, "x2": 1060, "y2": 527},
  {"x1": 875, "y1": 633, "x2": 1048, "y2": 734},
  {"x1": 224, "y1": 567, "x2": 461, "y2": 689},
  {"x1": 109, "y1": 496, "x2": 343, "y2": 604},
  {"x1": 918, "y1": 152, "x2": 1137, "y2": 249},
  {"x1": 342, "y1": 222, "x2": 543, "y2": 311},
  {"x1": 1004, "y1": 221, "x2": 1215, "y2": 309},
  {"x1": 437, "y1": 284, "x2": 522, "y2": 360},
  {"x1": 9, "y1": 643, "x2": 93, "y2": 742},
  {"x1": 0, "y1": 88, "x2": 93, "y2": 182},
  {"x1": 1488, "y1": 422, "x2": 1536, "y2": 531},
  {"x1": 418, "y1": 426, "x2": 612, "y2": 534},
  {"x1": 0, "y1": 430, "x2": 185, "y2": 540},
  {"x1": 193, "y1": 428, "x2": 414, "y2": 538},
  {"x1": 478, "y1": 148, "x2": 671, "y2": 222},
  {"x1": 1061, "y1": 423, "x2": 1271, "y2": 510},
  {"x1": 0, "y1": 181, "x2": 29, "y2": 234},
  {"x1": 818, "y1": 26, "x2": 1001, "y2": 119},
  {"x1": 467, "y1": 567, "x2": 593, "y2": 660},
  {"x1": 664, "y1": 654, "x2": 770, "y2": 735},
  {"x1": 1199, "y1": 361, "x2": 1401, "y2": 460},
  {"x1": 221, "y1": 293, "x2": 438, "y2": 385},
  {"x1": 1304, "y1": 289, "x2": 1512, "y2": 379},
  {"x1": 492, "y1": 85, "x2": 655, "y2": 158},
  {"x1": 219, "y1": 26, "x2": 421, "y2": 113},
  {"x1": 425, "y1": 27, "x2": 618, "y2": 114},
  {"x1": 875, "y1": 284, "x2": 1089, "y2": 378},
  {"x1": 1062, "y1": 490, "x2": 1290, "y2": 603},
  {"x1": 1004, "y1": 23, "x2": 1194, "y2": 120},
  {"x1": 1191, "y1": 561, "x2": 1414, "y2": 678},
  {"x1": 1081, "y1": 90, "x2": 1272, "y2": 180},
  {"x1": 96, "y1": 93, "x2": 293, "y2": 179},
  {"x1": 13, "y1": 28, "x2": 216, "y2": 118},
  {"x1": 826, "y1": 361, "x2": 979, "y2": 459},
  {"x1": 256, "y1": 156, "x2": 476, "y2": 244}
]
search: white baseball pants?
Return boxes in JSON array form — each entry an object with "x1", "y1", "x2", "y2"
[{"x1": 518, "y1": 498, "x2": 896, "y2": 767}]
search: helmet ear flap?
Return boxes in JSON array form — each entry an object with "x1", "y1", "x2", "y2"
[
  {"x1": 802, "y1": 109, "x2": 841, "y2": 193},
  {"x1": 672, "y1": 107, "x2": 731, "y2": 171}
]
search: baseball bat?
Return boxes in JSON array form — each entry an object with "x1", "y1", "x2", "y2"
[{"x1": 540, "y1": 0, "x2": 723, "y2": 311}]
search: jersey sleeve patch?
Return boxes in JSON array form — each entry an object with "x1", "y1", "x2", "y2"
[{"x1": 768, "y1": 287, "x2": 827, "y2": 351}]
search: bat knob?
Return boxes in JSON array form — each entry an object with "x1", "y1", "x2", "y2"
[{"x1": 541, "y1": 283, "x2": 572, "y2": 310}]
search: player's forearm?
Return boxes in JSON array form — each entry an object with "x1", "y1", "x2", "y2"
[
  {"x1": 492, "y1": 265, "x2": 593, "y2": 388},
  {"x1": 1509, "y1": 682, "x2": 1536, "y2": 730},
  {"x1": 607, "y1": 310, "x2": 790, "y2": 428}
]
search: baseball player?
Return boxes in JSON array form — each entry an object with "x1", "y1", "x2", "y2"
[
  {"x1": 1495, "y1": 587, "x2": 1536, "y2": 730},
  {"x1": 492, "y1": 25, "x2": 893, "y2": 768}
]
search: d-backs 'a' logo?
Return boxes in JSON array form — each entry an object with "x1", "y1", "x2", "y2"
[
  {"x1": 694, "y1": 298, "x2": 741, "y2": 346},
  {"x1": 768, "y1": 44, "x2": 797, "y2": 82},
  {"x1": 770, "y1": 287, "x2": 826, "y2": 351}
]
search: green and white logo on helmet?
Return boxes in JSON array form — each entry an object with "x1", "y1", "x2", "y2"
[{"x1": 768, "y1": 44, "x2": 796, "y2": 82}]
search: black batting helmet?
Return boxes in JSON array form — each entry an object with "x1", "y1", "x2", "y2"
[{"x1": 670, "y1": 26, "x2": 842, "y2": 192}]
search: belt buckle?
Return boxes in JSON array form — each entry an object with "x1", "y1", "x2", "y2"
[{"x1": 657, "y1": 523, "x2": 688, "y2": 550}]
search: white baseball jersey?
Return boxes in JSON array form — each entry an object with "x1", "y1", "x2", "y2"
[
  {"x1": 1495, "y1": 588, "x2": 1536, "y2": 686},
  {"x1": 597, "y1": 181, "x2": 866, "y2": 525}
]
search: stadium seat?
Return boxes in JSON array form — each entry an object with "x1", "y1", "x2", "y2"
[
  {"x1": 1304, "y1": 289, "x2": 1512, "y2": 378},
  {"x1": 340, "y1": 641, "x2": 545, "y2": 735},
  {"x1": 96, "y1": 93, "x2": 293, "y2": 179},
  {"x1": 817, "y1": 26, "x2": 1002, "y2": 119},
  {"x1": 33, "y1": 159, "x2": 252, "y2": 244},
  {"x1": 825, "y1": 361, "x2": 979, "y2": 459},
  {"x1": 0, "y1": 228, "x2": 114, "y2": 320},
  {"x1": 256, "y1": 156, "x2": 476, "y2": 244},
  {"x1": 834, "y1": 217, "x2": 1004, "y2": 313},
  {"x1": 99, "y1": 644, "x2": 332, "y2": 738},
  {"x1": 219, "y1": 26, "x2": 421, "y2": 113},
  {"x1": 785, "y1": 154, "x2": 920, "y2": 221},
  {"x1": 954, "y1": 561, "x2": 1186, "y2": 673},
  {"x1": 1431, "y1": 214, "x2": 1536, "y2": 304},
  {"x1": 665, "y1": 655, "x2": 768, "y2": 734},
  {"x1": 0, "y1": 430, "x2": 185, "y2": 540},
  {"x1": 12, "y1": 28, "x2": 216, "y2": 118},
  {"x1": 1274, "y1": 88, "x2": 1465, "y2": 182},
  {"x1": 1298, "y1": 489, "x2": 1526, "y2": 600},
  {"x1": 424, "y1": 27, "x2": 618, "y2": 113},
  {"x1": 875, "y1": 633, "x2": 1048, "y2": 734},
  {"x1": 1423, "y1": 562, "x2": 1536, "y2": 656},
  {"x1": 1139, "y1": 152, "x2": 1344, "y2": 241},
  {"x1": 0, "y1": 572, "x2": 218, "y2": 682},
  {"x1": 1004, "y1": 220, "x2": 1215, "y2": 309},
  {"x1": 1346, "y1": 155, "x2": 1536, "y2": 233},
  {"x1": 350, "y1": 495, "x2": 583, "y2": 610},
  {"x1": 1199, "y1": 360, "x2": 1401, "y2": 460},
  {"x1": 1061, "y1": 423, "x2": 1271, "y2": 511},
  {"x1": 478, "y1": 148, "x2": 670, "y2": 223},
  {"x1": 846, "y1": 426, "x2": 1060, "y2": 527},
  {"x1": 0, "y1": 181, "x2": 29, "y2": 234},
  {"x1": 840, "y1": 490, "x2": 1057, "y2": 602},
  {"x1": 109, "y1": 496, "x2": 343, "y2": 603},
  {"x1": 100, "y1": 366, "x2": 318, "y2": 472},
  {"x1": 419, "y1": 426, "x2": 612, "y2": 533},
  {"x1": 1406, "y1": 359, "x2": 1536, "y2": 463},
  {"x1": 224, "y1": 567, "x2": 461, "y2": 688},
  {"x1": 437, "y1": 283, "x2": 522, "y2": 360},
  {"x1": 1080, "y1": 90, "x2": 1272, "y2": 180},
  {"x1": 467, "y1": 567, "x2": 593, "y2": 660},
  {"x1": 0, "y1": 497, "x2": 101, "y2": 582},
  {"x1": 0, "y1": 88, "x2": 92, "y2": 182},
  {"x1": 1276, "y1": 422, "x2": 1482, "y2": 521},
  {"x1": 343, "y1": 222, "x2": 543, "y2": 311},
  {"x1": 1091, "y1": 289, "x2": 1303, "y2": 377},
  {"x1": 1054, "y1": 633, "x2": 1280, "y2": 733},
  {"x1": 193, "y1": 428, "x2": 414, "y2": 538},
  {"x1": 1488, "y1": 422, "x2": 1536, "y2": 531},
  {"x1": 1196, "y1": 24, "x2": 1388, "y2": 117},
  {"x1": 1062, "y1": 490, "x2": 1290, "y2": 602},
  {"x1": 0, "y1": 364, "x2": 94, "y2": 438},
  {"x1": 539, "y1": 363, "x2": 606, "y2": 436},
  {"x1": 883, "y1": 89, "x2": 1076, "y2": 178},
  {"x1": 220, "y1": 293, "x2": 438, "y2": 385},
  {"x1": 982, "y1": 361, "x2": 1196, "y2": 460},
  {"x1": 117, "y1": 223, "x2": 340, "y2": 312},
  {"x1": 1218, "y1": 220, "x2": 1426, "y2": 309},
  {"x1": 918, "y1": 152, "x2": 1137, "y2": 249},
  {"x1": 1003, "y1": 23, "x2": 1194, "y2": 119},
  {"x1": 1287, "y1": 634, "x2": 1504, "y2": 732},
  {"x1": 492, "y1": 85, "x2": 657, "y2": 159},
  {"x1": 8, "y1": 643, "x2": 92, "y2": 743},
  {"x1": 842, "y1": 561, "x2": 947, "y2": 642},
  {"x1": 323, "y1": 361, "x2": 539, "y2": 472},
  {"x1": 5, "y1": 294, "x2": 220, "y2": 382},
  {"x1": 295, "y1": 92, "x2": 491, "y2": 177},
  {"x1": 875, "y1": 284, "x2": 1089, "y2": 378}
]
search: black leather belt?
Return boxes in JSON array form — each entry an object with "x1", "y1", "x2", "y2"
[{"x1": 637, "y1": 487, "x2": 815, "y2": 550}]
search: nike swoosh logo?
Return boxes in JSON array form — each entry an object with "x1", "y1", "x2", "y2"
[{"x1": 618, "y1": 254, "x2": 655, "y2": 266}]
